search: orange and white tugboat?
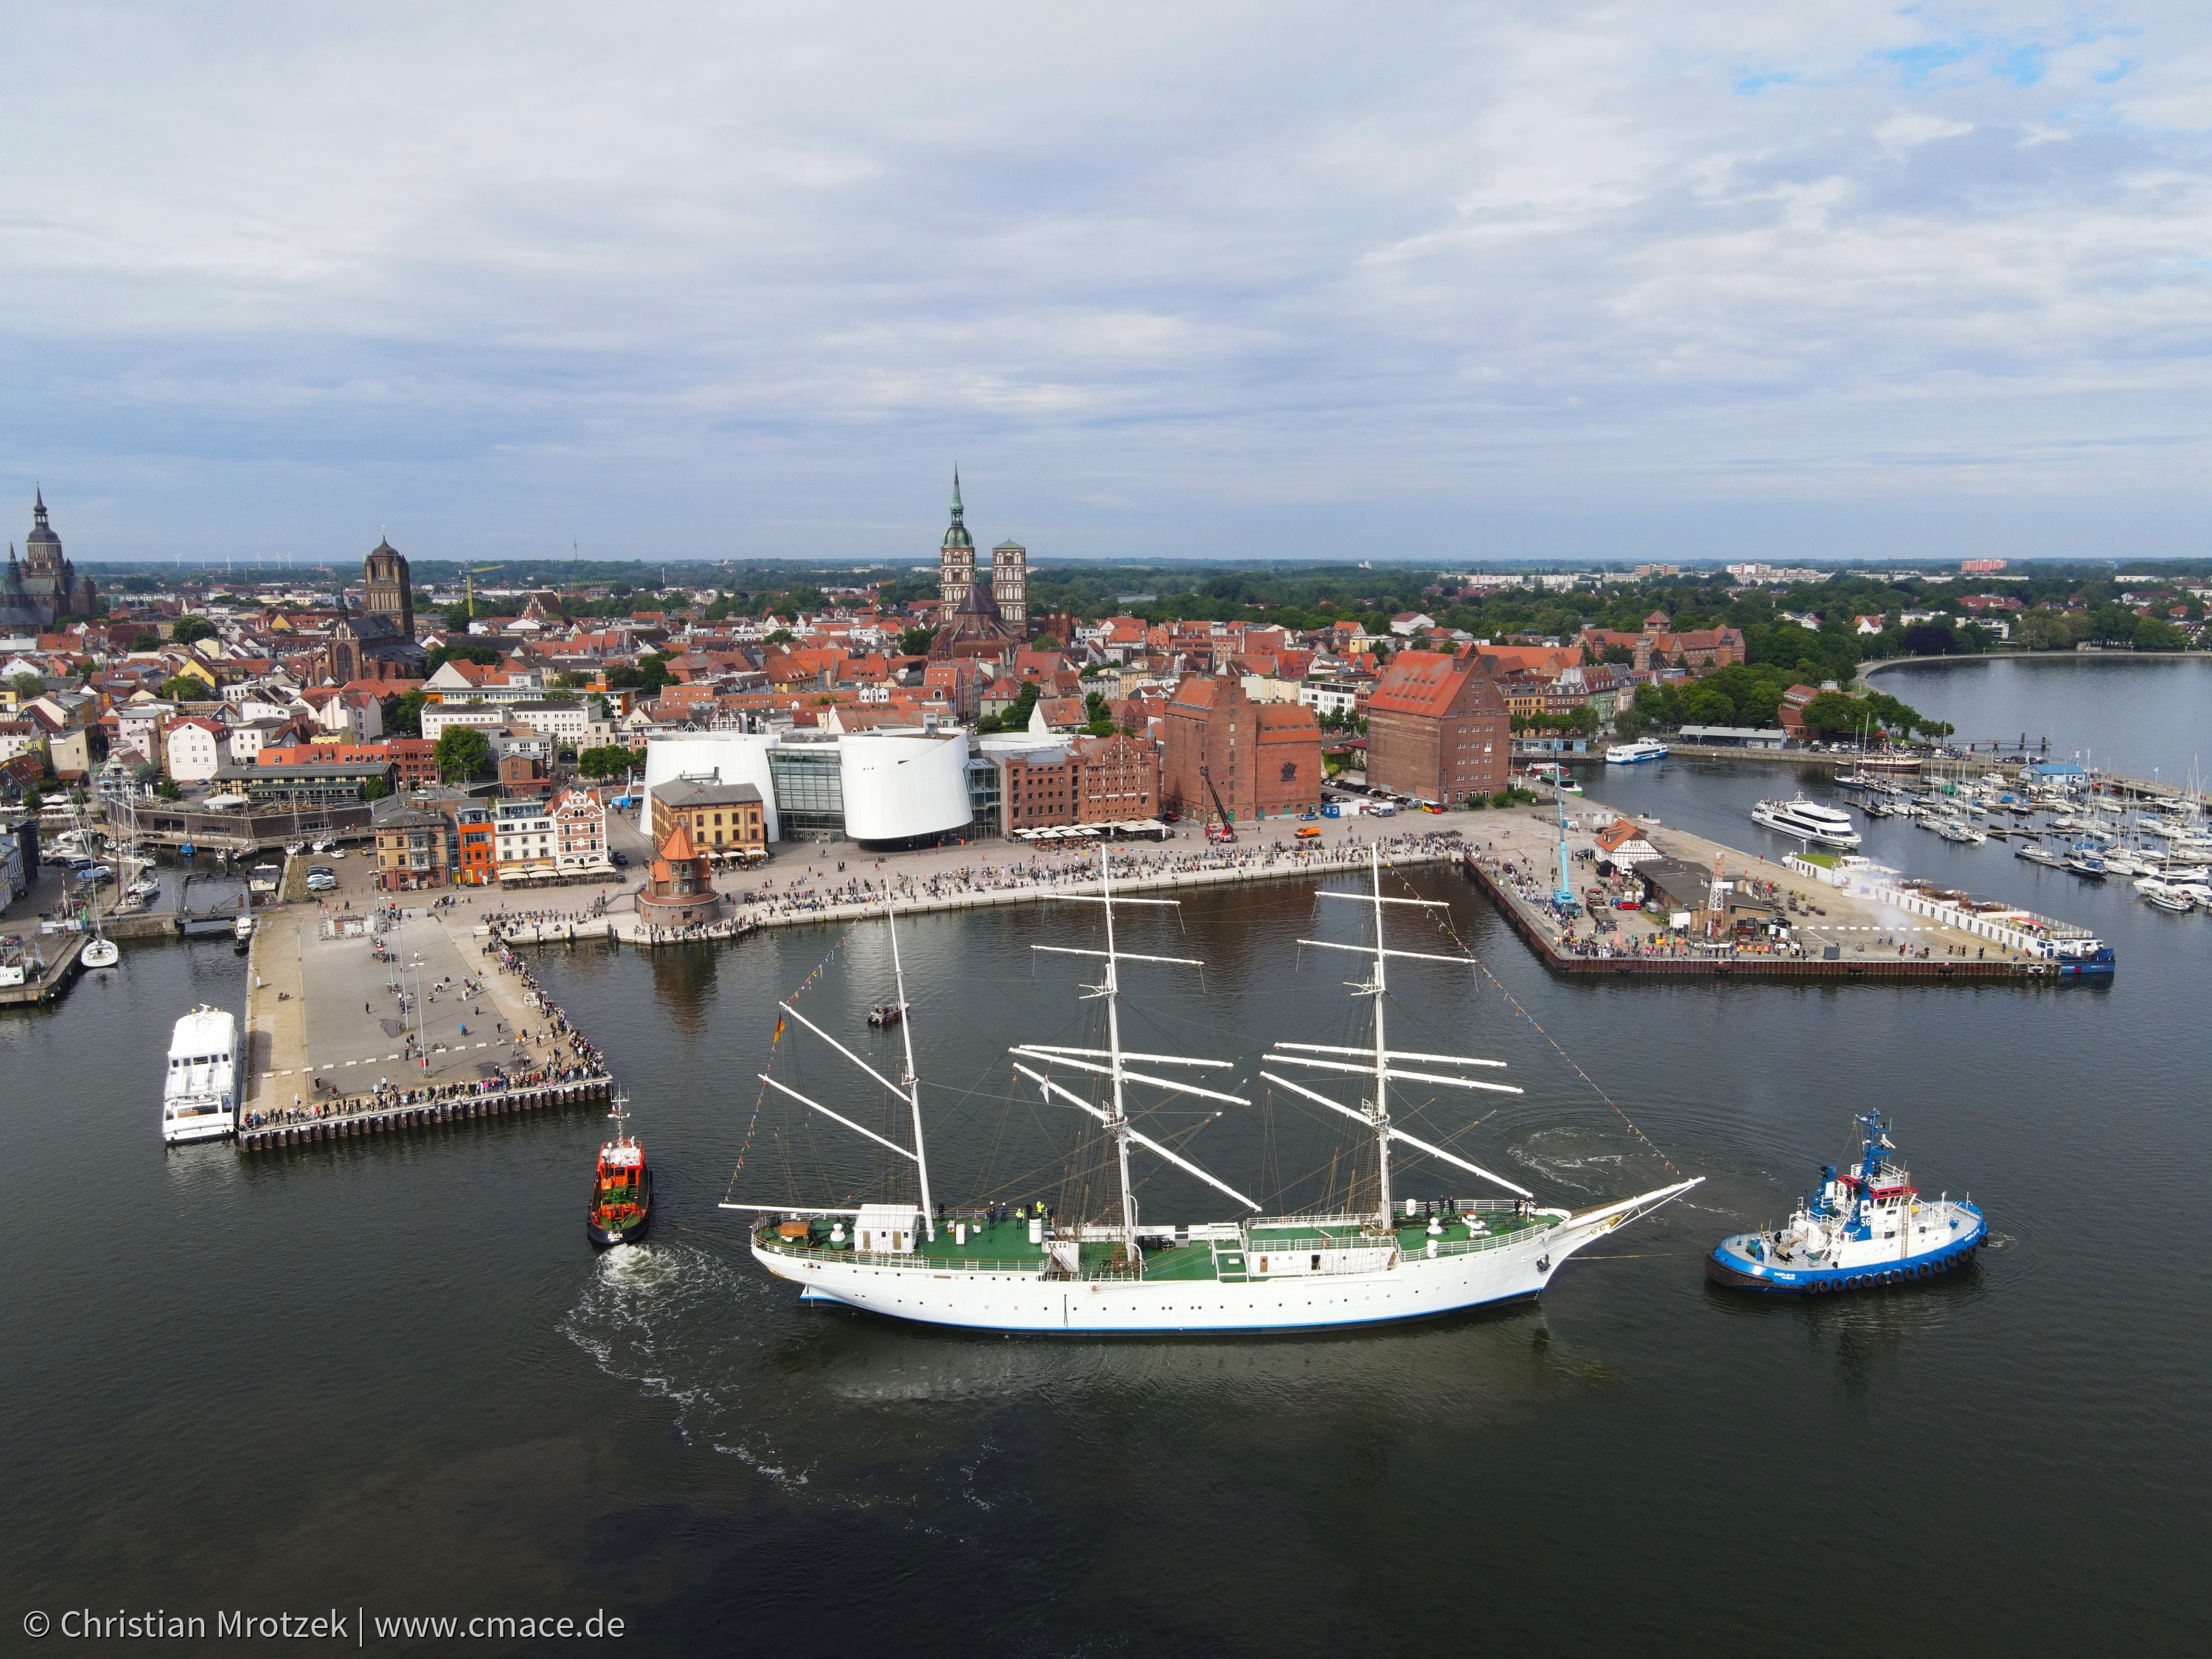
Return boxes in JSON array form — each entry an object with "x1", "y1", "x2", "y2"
[{"x1": 586, "y1": 1091, "x2": 652, "y2": 1247}]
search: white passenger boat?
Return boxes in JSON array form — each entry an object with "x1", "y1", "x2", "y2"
[
  {"x1": 1750, "y1": 798, "x2": 1861, "y2": 849},
  {"x1": 161, "y1": 1006, "x2": 240, "y2": 1144},
  {"x1": 732, "y1": 849, "x2": 1698, "y2": 1335},
  {"x1": 1604, "y1": 739, "x2": 1669, "y2": 765}
]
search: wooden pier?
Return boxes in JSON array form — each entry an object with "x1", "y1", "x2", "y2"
[{"x1": 235, "y1": 1074, "x2": 613, "y2": 1152}]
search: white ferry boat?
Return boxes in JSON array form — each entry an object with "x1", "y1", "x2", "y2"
[
  {"x1": 1604, "y1": 739, "x2": 1669, "y2": 764},
  {"x1": 1750, "y1": 798, "x2": 1861, "y2": 849},
  {"x1": 731, "y1": 849, "x2": 1698, "y2": 1335},
  {"x1": 161, "y1": 1006, "x2": 240, "y2": 1144}
]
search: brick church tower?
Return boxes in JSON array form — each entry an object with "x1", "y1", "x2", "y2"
[{"x1": 363, "y1": 537, "x2": 414, "y2": 638}]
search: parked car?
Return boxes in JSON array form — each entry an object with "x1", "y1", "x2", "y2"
[{"x1": 613, "y1": 851, "x2": 630, "y2": 867}]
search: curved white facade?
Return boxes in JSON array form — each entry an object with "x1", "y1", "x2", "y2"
[
  {"x1": 644, "y1": 732, "x2": 782, "y2": 841},
  {"x1": 840, "y1": 729, "x2": 973, "y2": 844}
]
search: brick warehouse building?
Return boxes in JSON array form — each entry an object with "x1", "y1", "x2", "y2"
[
  {"x1": 1159, "y1": 674, "x2": 1324, "y2": 824},
  {"x1": 998, "y1": 731, "x2": 1161, "y2": 834},
  {"x1": 1365, "y1": 646, "x2": 1511, "y2": 806}
]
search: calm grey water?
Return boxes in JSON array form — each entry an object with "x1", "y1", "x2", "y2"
[
  {"x1": 6, "y1": 770, "x2": 2208, "y2": 1655},
  {"x1": 1868, "y1": 655, "x2": 2212, "y2": 782}
]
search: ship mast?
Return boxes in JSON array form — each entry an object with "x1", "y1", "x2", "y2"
[
  {"x1": 885, "y1": 899, "x2": 935, "y2": 1239},
  {"x1": 1264, "y1": 844, "x2": 1531, "y2": 1230},
  {"x1": 725, "y1": 899, "x2": 938, "y2": 1228},
  {"x1": 1013, "y1": 846, "x2": 1257, "y2": 1267}
]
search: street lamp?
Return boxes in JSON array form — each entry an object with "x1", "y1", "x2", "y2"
[{"x1": 408, "y1": 949, "x2": 430, "y2": 1073}]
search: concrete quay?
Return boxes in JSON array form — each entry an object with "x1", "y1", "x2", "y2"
[
  {"x1": 240, "y1": 857, "x2": 613, "y2": 1148},
  {"x1": 234, "y1": 1074, "x2": 612, "y2": 1152},
  {"x1": 0, "y1": 931, "x2": 88, "y2": 1006},
  {"x1": 483, "y1": 830, "x2": 1472, "y2": 946},
  {"x1": 1458, "y1": 804, "x2": 2080, "y2": 983}
]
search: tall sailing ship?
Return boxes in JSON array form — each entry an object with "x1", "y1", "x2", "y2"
[{"x1": 729, "y1": 848, "x2": 1698, "y2": 1334}]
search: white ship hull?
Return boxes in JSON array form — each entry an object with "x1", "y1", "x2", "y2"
[
  {"x1": 754, "y1": 1189, "x2": 1681, "y2": 1335},
  {"x1": 1750, "y1": 800, "x2": 1860, "y2": 848},
  {"x1": 161, "y1": 1110, "x2": 236, "y2": 1145}
]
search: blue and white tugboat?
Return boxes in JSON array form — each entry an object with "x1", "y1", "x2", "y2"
[{"x1": 1707, "y1": 1111, "x2": 1985, "y2": 1295}]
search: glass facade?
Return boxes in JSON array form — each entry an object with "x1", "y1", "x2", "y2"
[
  {"x1": 768, "y1": 746, "x2": 845, "y2": 841},
  {"x1": 966, "y1": 757, "x2": 1002, "y2": 839}
]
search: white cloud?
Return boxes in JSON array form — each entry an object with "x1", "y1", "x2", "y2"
[
  {"x1": 1875, "y1": 113, "x2": 1978, "y2": 150},
  {"x1": 1, "y1": 0, "x2": 2209, "y2": 563}
]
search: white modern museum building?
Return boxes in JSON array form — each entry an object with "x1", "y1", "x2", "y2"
[{"x1": 643, "y1": 727, "x2": 979, "y2": 849}]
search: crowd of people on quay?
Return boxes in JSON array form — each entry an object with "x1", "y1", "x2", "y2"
[
  {"x1": 726, "y1": 829, "x2": 1469, "y2": 923},
  {"x1": 1475, "y1": 845, "x2": 2007, "y2": 964},
  {"x1": 237, "y1": 1067, "x2": 598, "y2": 1131},
  {"x1": 481, "y1": 920, "x2": 610, "y2": 1078}
]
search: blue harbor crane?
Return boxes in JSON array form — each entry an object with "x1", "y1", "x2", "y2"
[{"x1": 1552, "y1": 779, "x2": 1577, "y2": 913}]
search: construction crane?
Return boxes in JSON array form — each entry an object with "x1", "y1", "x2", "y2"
[
  {"x1": 1200, "y1": 764, "x2": 1238, "y2": 844},
  {"x1": 460, "y1": 564, "x2": 504, "y2": 619}
]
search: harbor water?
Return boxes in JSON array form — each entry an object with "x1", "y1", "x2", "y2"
[
  {"x1": 4, "y1": 768, "x2": 2208, "y2": 1652},
  {"x1": 1866, "y1": 653, "x2": 2212, "y2": 782}
]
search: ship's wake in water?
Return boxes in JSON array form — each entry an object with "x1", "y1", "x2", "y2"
[
  {"x1": 1508, "y1": 1124, "x2": 1674, "y2": 1200},
  {"x1": 560, "y1": 1242, "x2": 814, "y2": 1486},
  {"x1": 559, "y1": 1241, "x2": 1059, "y2": 1515}
]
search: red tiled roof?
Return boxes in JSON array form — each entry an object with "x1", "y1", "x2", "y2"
[{"x1": 1367, "y1": 649, "x2": 1503, "y2": 719}]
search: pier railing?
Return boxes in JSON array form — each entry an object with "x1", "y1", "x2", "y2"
[
  {"x1": 754, "y1": 1239, "x2": 1057, "y2": 1276},
  {"x1": 236, "y1": 1072, "x2": 613, "y2": 1151}
]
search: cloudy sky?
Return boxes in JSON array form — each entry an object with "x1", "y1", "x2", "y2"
[{"x1": 4, "y1": 3, "x2": 2208, "y2": 567}]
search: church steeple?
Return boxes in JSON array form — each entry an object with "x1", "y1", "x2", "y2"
[{"x1": 938, "y1": 464, "x2": 977, "y2": 616}]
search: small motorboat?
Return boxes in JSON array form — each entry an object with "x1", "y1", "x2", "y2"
[
  {"x1": 2138, "y1": 880, "x2": 2195, "y2": 915},
  {"x1": 867, "y1": 1002, "x2": 905, "y2": 1028},
  {"x1": 1708, "y1": 1110, "x2": 1985, "y2": 1295}
]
